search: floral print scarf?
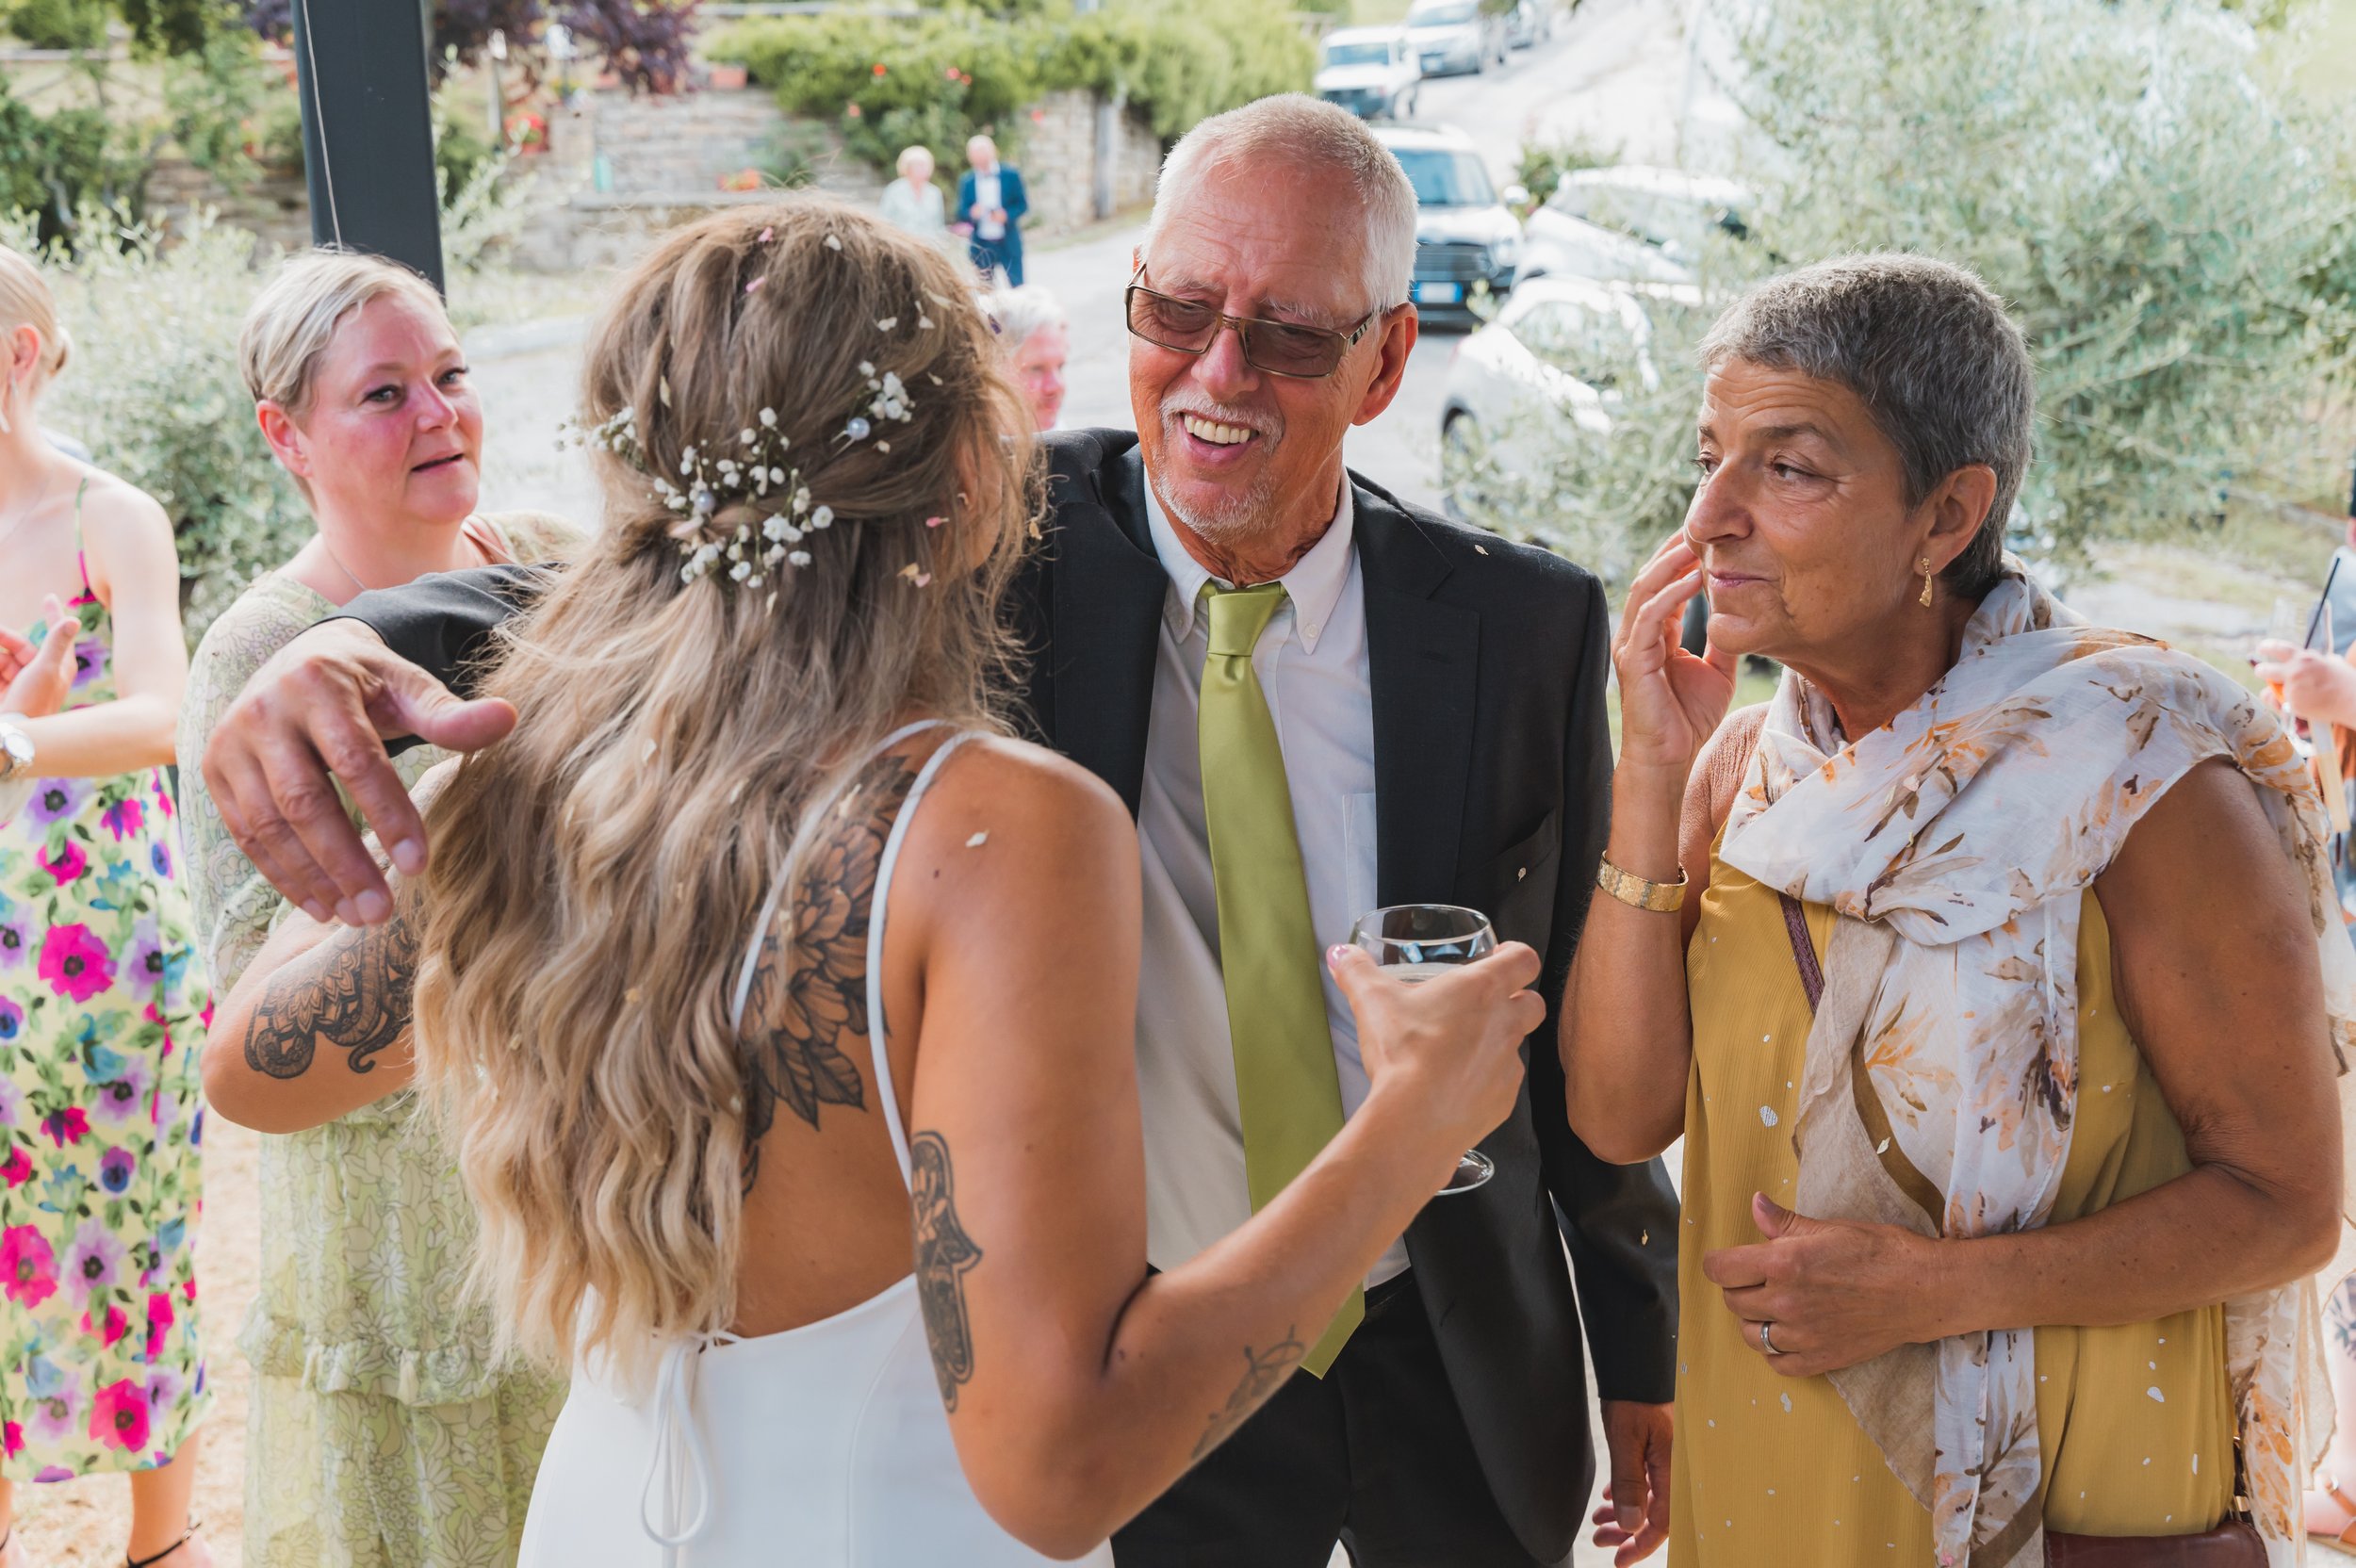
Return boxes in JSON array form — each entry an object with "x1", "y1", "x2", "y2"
[{"x1": 1719, "y1": 558, "x2": 2356, "y2": 1568}]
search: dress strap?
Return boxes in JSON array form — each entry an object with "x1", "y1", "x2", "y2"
[
  {"x1": 864, "y1": 728, "x2": 979, "y2": 1190},
  {"x1": 70, "y1": 476, "x2": 92, "y2": 603}
]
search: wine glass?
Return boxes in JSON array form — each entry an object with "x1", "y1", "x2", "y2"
[{"x1": 1349, "y1": 903, "x2": 1499, "y2": 1196}]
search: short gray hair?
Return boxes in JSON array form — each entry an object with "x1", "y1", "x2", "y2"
[
  {"x1": 1700, "y1": 253, "x2": 2034, "y2": 598},
  {"x1": 1145, "y1": 93, "x2": 1416, "y2": 314},
  {"x1": 987, "y1": 284, "x2": 1065, "y2": 351}
]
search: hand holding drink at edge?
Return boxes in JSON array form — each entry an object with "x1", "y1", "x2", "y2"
[{"x1": 1327, "y1": 925, "x2": 1543, "y2": 1200}]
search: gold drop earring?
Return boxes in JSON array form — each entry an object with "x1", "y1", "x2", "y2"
[{"x1": 1918, "y1": 558, "x2": 1934, "y2": 608}]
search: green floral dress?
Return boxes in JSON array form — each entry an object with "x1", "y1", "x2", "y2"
[
  {"x1": 176, "y1": 513, "x2": 576, "y2": 1568},
  {"x1": 0, "y1": 509, "x2": 212, "y2": 1482}
]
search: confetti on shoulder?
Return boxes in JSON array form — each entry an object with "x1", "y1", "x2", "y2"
[
  {"x1": 898, "y1": 563, "x2": 932, "y2": 587},
  {"x1": 825, "y1": 233, "x2": 843, "y2": 251},
  {"x1": 966, "y1": 831, "x2": 989, "y2": 848},
  {"x1": 758, "y1": 225, "x2": 774, "y2": 242},
  {"x1": 744, "y1": 276, "x2": 764, "y2": 294},
  {"x1": 1475, "y1": 543, "x2": 1489, "y2": 555}
]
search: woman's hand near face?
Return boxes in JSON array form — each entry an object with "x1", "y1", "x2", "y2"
[
  {"x1": 2254, "y1": 638, "x2": 2356, "y2": 728},
  {"x1": 1612, "y1": 531, "x2": 1739, "y2": 781}
]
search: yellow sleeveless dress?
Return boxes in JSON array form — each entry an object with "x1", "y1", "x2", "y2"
[{"x1": 1669, "y1": 838, "x2": 2237, "y2": 1564}]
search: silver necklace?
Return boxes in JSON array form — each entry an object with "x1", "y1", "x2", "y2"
[
  {"x1": 316, "y1": 522, "x2": 483, "y2": 597},
  {"x1": 316, "y1": 532, "x2": 374, "y2": 595}
]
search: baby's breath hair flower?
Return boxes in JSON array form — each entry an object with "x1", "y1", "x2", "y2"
[{"x1": 567, "y1": 353, "x2": 927, "y2": 589}]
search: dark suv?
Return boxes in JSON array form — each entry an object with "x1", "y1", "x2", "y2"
[{"x1": 1376, "y1": 125, "x2": 1525, "y2": 324}]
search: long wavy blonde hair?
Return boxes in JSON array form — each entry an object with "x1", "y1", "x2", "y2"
[{"x1": 409, "y1": 198, "x2": 1038, "y2": 1384}]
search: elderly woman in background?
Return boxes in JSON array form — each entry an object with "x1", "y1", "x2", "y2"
[
  {"x1": 988, "y1": 283, "x2": 1067, "y2": 431},
  {"x1": 879, "y1": 144, "x2": 951, "y2": 251},
  {"x1": 1562, "y1": 253, "x2": 2354, "y2": 1568},
  {"x1": 175, "y1": 250, "x2": 577, "y2": 1568}
]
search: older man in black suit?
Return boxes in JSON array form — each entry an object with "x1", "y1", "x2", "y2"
[{"x1": 200, "y1": 94, "x2": 1678, "y2": 1568}]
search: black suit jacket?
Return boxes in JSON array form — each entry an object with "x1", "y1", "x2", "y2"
[{"x1": 336, "y1": 427, "x2": 1679, "y2": 1560}]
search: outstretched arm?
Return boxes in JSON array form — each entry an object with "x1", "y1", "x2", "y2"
[
  {"x1": 202, "y1": 900, "x2": 419, "y2": 1133},
  {"x1": 200, "y1": 565, "x2": 551, "y2": 927},
  {"x1": 201, "y1": 766, "x2": 453, "y2": 1132}
]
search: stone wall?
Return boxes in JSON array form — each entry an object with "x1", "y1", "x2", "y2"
[
  {"x1": 512, "y1": 84, "x2": 1161, "y2": 273},
  {"x1": 141, "y1": 157, "x2": 313, "y2": 256},
  {"x1": 1016, "y1": 88, "x2": 1164, "y2": 237}
]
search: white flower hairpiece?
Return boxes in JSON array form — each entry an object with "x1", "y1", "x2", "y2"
[{"x1": 566, "y1": 307, "x2": 939, "y2": 589}]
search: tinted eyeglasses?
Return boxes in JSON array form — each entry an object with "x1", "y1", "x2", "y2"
[{"x1": 1123, "y1": 270, "x2": 1383, "y2": 379}]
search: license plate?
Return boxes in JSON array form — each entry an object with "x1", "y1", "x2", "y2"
[{"x1": 1413, "y1": 282, "x2": 1464, "y2": 304}]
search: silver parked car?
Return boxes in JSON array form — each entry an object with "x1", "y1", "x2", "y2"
[
  {"x1": 1504, "y1": 0, "x2": 1558, "y2": 48},
  {"x1": 1404, "y1": 0, "x2": 1509, "y2": 76},
  {"x1": 1316, "y1": 27, "x2": 1422, "y2": 121},
  {"x1": 1516, "y1": 166, "x2": 1752, "y2": 287},
  {"x1": 1438, "y1": 275, "x2": 1674, "y2": 518}
]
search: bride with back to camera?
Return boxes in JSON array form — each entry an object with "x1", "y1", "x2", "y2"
[{"x1": 200, "y1": 197, "x2": 1544, "y2": 1565}]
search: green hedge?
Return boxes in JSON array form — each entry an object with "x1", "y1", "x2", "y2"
[{"x1": 710, "y1": 2, "x2": 1316, "y2": 173}]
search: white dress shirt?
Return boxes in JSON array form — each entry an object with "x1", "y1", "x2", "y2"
[
  {"x1": 973, "y1": 169, "x2": 1005, "y2": 241},
  {"x1": 1133, "y1": 474, "x2": 1409, "y2": 1287}
]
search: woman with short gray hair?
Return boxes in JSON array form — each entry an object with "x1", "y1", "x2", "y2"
[{"x1": 1562, "y1": 253, "x2": 2354, "y2": 1566}]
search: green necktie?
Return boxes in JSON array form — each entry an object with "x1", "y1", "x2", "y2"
[{"x1": 1198, "y1": 581, "x2": 1363, "y2": 1377}]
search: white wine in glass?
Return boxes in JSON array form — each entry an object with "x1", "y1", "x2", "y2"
[{"x1": 1348, "y1": 903, "x2": 1498, "y2": 1196}]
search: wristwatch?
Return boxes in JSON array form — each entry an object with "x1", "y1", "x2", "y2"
[{"x1": 0, "y1": 716, "x2": 31, "y2": 783}]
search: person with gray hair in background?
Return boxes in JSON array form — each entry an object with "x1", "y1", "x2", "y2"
[
  {"x1": 987, "y1": 284, "x2": 1068, "y2": 431},
  {"x1": 1563, "y1": 253, "x2": 2352, "y2": 1566},
  {"x1": 191, "y1": 95, "x2": 1680, "y2": 1567},
  {"x1": 879, "y1": 144, "x2": 953, "y2": 253}
]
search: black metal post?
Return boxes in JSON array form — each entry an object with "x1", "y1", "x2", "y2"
[{"x1": 287, "y1": 0, "x2": 446, "y2": 293}]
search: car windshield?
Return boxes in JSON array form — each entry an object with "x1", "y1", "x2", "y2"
[
  {"x1": 1394, "y1": 149, "x2": 1496, "y2": 207},
  {"x1": 1409, "y1": 1, "x2": 1479, "y2": 24},
  {"x1": 1324, "y1": 41, "x2": 1395, "y2": 66}
]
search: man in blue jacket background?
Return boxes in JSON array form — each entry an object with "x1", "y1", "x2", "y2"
[{"x1": 957, "y1": 134, "x2": 1029, "y2": 286}]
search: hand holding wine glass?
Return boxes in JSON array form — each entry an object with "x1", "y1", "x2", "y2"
[{"x1": 1329, "y1": 910, "x2": 1543, "y2": 1197}]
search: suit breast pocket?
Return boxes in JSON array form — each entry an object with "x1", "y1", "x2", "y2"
[{"x1": 1485, "y1": 808, "x2": 1561, "y2": 945}]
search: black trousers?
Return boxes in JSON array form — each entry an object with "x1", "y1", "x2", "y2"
[{"x1": 1111, "y1": 1273, "x2": 1566, "y2": 1568}]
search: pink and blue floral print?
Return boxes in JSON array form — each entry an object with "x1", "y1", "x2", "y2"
[{"x1": 0, "y1": 553, "x2": 211, "y2": 1481}]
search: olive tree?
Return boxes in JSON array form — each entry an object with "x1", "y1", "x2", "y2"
[{"x1": 1458, "y1": 0, "x2": 2356, "y2": 585}]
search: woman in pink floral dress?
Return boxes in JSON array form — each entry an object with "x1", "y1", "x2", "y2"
[{"x1": 0, "y1": 247, "x2": 211, "y2": 1568}]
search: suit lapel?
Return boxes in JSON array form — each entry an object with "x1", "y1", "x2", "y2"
[
  {"x1": 1049, "y1": 446, "x2": 1165, "y2": 815},
  {"x1": 1356, "y1": 482, "x2": 1480, "y2": 906}
]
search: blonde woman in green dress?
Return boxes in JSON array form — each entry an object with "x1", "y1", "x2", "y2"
[{"x1": 174, "y1": 251, "x2": 576, "y2": 1568}]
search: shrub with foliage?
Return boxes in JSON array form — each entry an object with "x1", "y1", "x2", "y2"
[
  {"x1": 1513, "y1": 133, "x2": 1619, "y2": 213},
  {"x1": 712, "y1": 0, "x2": 1315, "y2": 172},
  {"x1": 1458, "y1": 0, "x2": 2356, "y2": 585},
  {"x1": 0, "y1": 81, "x2": 143, "y2": 245},
  {"x1": 1, "y1": 208, "x2": 312, "y2": 640},
  {"x1": 239, "y1": 0, "x2": 699, "y2": 93}
]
